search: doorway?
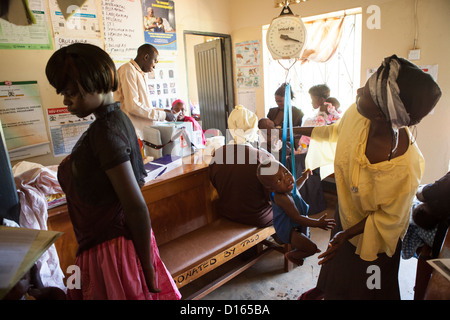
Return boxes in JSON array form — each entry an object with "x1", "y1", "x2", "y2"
[{"x1": 183, "y1": 31, "x2": 234, "y2": 136}]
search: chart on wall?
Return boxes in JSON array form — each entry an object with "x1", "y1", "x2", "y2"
[
  {"x1": 46, "y1": 107, "x2": 95, "y2": 157},
  {"x1": 235, "y1": 40, "x2": 261, "y2": 89},
  {"x1": 102, "y1": 0, "x2": 145, "y2": 59},
  {"x1": 48, "y1": 0, "x2": 102, "y2": 49},
  {"x1": 142, "y1": 0, "x2": 176, "y2": 51},
  {"x1": 0, "y1": 0, "x2": 53, "y2": 50},
  {"x1": 147, "y1": 51, "x2": 179, "y2": 110}
]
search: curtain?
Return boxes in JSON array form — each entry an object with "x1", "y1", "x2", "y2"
[{"x1": 300, "y1": 16, "x2": 345, "y2": 63}]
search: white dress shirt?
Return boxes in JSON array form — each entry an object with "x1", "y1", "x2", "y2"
[{"x1": 114, "y1": 59, "x2": 166, "y2": 139}]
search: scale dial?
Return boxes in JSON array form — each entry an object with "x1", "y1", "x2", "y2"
[{"x1": 266, "y1": 13, "x2": 307, "y2": 60}]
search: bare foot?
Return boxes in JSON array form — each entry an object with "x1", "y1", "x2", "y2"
[{"x1": 285, "y1": 250, "x2": 306, "y2": 266}]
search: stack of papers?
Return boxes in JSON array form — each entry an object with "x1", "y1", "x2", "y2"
[
  {"x1": 0, "y1": 226, "x2": 62, "y2": 299},
  {"x1": 144, "y1": 155, "x2": 182, "y2": 183},
  {"x1": 428, "y1": 258, "x2": 450, "y2": 282}
]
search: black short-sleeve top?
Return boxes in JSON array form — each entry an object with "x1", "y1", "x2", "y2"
[{"x1": 58, "y1": 103, "x2": 147, "y2": 254}]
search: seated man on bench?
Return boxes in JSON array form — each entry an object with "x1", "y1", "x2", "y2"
[{"x1": 209, "y1": 105, "x2": 274, "y2": 228}]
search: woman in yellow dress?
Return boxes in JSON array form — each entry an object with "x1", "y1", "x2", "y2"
[{"x1": 293, "y1": 55, "x2": 441, "y2": 300}]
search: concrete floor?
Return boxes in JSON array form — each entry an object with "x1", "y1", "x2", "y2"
[{"x1": 201, "y1": 193, "x2": 418, "y2": 300}]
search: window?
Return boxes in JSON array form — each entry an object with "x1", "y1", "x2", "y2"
[{"x1": 263, "y1": 9, "x2": 362, "y2": 119}]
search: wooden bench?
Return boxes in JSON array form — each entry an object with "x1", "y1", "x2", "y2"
[
  {"x1": 160, "y1": 217, "x2": 278, "y2": 298},
  {"x1": 48, "y1": 153, "x2": 291, "y2": 299}
]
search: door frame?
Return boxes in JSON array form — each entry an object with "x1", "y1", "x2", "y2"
[{"x1": 183, "y1": 30, "x2": 235, "y2": 127}]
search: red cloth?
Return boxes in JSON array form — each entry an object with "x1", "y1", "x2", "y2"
[
  {"x1": 67, "y1": 235, "x2": 181, "y2": 300},
  {"x1": 184, "y1": 116, "x2": 206, "y2": 145}
]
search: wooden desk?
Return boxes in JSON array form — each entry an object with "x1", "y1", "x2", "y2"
[
  {"x1": 47, "y1": 151, "x2": 213, "y2": 277},
  {"x1": 425, "y1": 228, "x2": 450, "y2": 300}
]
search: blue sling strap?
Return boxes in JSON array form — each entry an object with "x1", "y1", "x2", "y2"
[{"x1": 281, "y1": 83, "x2": 309, "y2": 216}]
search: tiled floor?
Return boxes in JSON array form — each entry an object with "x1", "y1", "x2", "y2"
[{"x1": 201, "y1": 192, "x2": 418, "y2": 300}]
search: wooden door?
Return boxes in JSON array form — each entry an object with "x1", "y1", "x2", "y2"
[{"x1": 194, "y1": 39, "x2": 228, "y2": 136}]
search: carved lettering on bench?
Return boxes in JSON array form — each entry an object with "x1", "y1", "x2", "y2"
[
  {"x1": 176, "y1": 258, "x2": 217, "y2": 284},
  {"x1": 240, "y1": 234, "x2": 259, "y2": 248},
  {"x1": 224, "y1": 247, "x2": 236, "y2": 258},
  {"x1": 174, "y1": 229, "x2": 273, "y2": 287}
]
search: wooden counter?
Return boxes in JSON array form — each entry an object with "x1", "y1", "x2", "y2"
[{"x1": 47, "y1": 151, "x2": 214, "y2": 278}]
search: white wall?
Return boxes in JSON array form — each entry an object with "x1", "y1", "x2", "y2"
[{"x1": 1, "y1": 0, "x2": 448, "y2": 183}]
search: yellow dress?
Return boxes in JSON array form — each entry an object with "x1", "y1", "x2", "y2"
[{"x1": 305, "y1": 103, "x2": 424, "y2": 261}]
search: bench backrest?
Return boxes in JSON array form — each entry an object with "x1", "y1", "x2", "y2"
[{"x1": 143, "y1": 166, "x2": 219, "y2": 246}]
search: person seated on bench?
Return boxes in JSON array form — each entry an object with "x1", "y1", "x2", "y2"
[
  {"x1": 402, "y1": 171, "x2": 450, "y2": 299},
  {"x1": 402, "y1": 171, "x2": 450, "y2": 260},
  {"x1": 209, "y1": 105, "x2": 274, "y2": 228},
  {"x1": 257, "y1": 160, "x2": 335, "y2": 266}
]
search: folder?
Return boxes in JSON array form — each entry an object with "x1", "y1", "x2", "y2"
[{"x1": 0, "y1": 226, "x2": 62, "y2": 299}]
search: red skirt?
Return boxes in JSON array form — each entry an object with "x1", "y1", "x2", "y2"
[{"x1": 67, "y1": 230, "x2": 181, "y2": 300}]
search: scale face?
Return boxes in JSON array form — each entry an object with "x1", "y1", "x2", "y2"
[{"x1": 266, "y1": 10, "x2": 307, "y2": 60}]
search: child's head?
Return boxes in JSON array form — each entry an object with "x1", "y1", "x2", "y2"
[
  {"x1": 412, "y1": 202, "x2": 440, "y2": 230},
  {"x1": 309, "y1": 84, "x2": 330, "y2": 109},
  {"x1": 258, "y1": 118, "x2": 275, "y2": 130},
  {"x1": 325, "y1": 97, "x2": 340, "y2": 109},
  {"x1": 46, "y1": 43, "x2": 118, "y2": 97},
  {"x1": 257, "y1": 160, "x2": 294, "y2": 194}
]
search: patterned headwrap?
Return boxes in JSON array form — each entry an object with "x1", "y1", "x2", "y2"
[
  {"x1": 368, "y1": 57, "x2": 410, "y2": 130},
  {"x1": 367, "y1": 55, "x2": 442, "y2": 159}
]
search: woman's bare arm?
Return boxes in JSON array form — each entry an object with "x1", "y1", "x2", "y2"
[{"x1": 106, "y1": 161, "x2": 160, "y2": 293}]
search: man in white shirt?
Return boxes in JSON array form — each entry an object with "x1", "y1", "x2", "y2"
[{"x1": 114, "y1": 44, "x2": 166, "y2": 140}]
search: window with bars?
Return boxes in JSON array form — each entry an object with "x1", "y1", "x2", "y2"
[{"x1": 262, "y1": 9, "x2": 362, "y2": 119}]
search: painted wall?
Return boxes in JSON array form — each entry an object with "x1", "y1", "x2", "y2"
[
  {"x1": 1, "y1": 0, "x2": 448, "y2": 184},
  {"x1": 227, "y1": 0, "x2": 450, "y2": 183}
]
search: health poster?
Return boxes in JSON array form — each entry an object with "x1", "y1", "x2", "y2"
[
  {"x1": 235, "y1": 40, "x2": 261, "y2": 89},
  {"x1": 0, "y1": 81, "x2": 49, "y2": 151},
  {"x1": 0, "y1": 0, "x2": 53, "y2": 50},
  {"x1": 142, "y1": 0, "x2": 176, "y2": 51},
  {"x1": 47, "y1": 107, "x2": 95, "y2": 157},
  {"x1": 48, "y1": 0, "x2": 102, "y2": 49}
]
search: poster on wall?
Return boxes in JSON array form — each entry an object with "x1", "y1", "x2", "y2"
[
  {"x1": 0, "y1": 81, "x2": 50, "y2": 159},
  {"x1": 102, "y1": 0, "x2": 145, "y2": 59},
  {"x1": 48, "y1": 0, "x2": 102, "y2": 49},
  {"x1": 0, "y1": 0, "x2": 53, "y2": 50},
  {"x1": 142, "y1": 0, "x2": 176, "y2": 51},
  {"x1": 147, "y1": 51, "x2": 179, "y2": 110},
  {"x1": 237, "y1": 90, "x2": 257, "y2": 114},
  {"x1": 235, "y1": 40, "x2": 261, "y2": 89},
  {"x1": 47, "y1": 107, "x2": 95, "y2": 157}
]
